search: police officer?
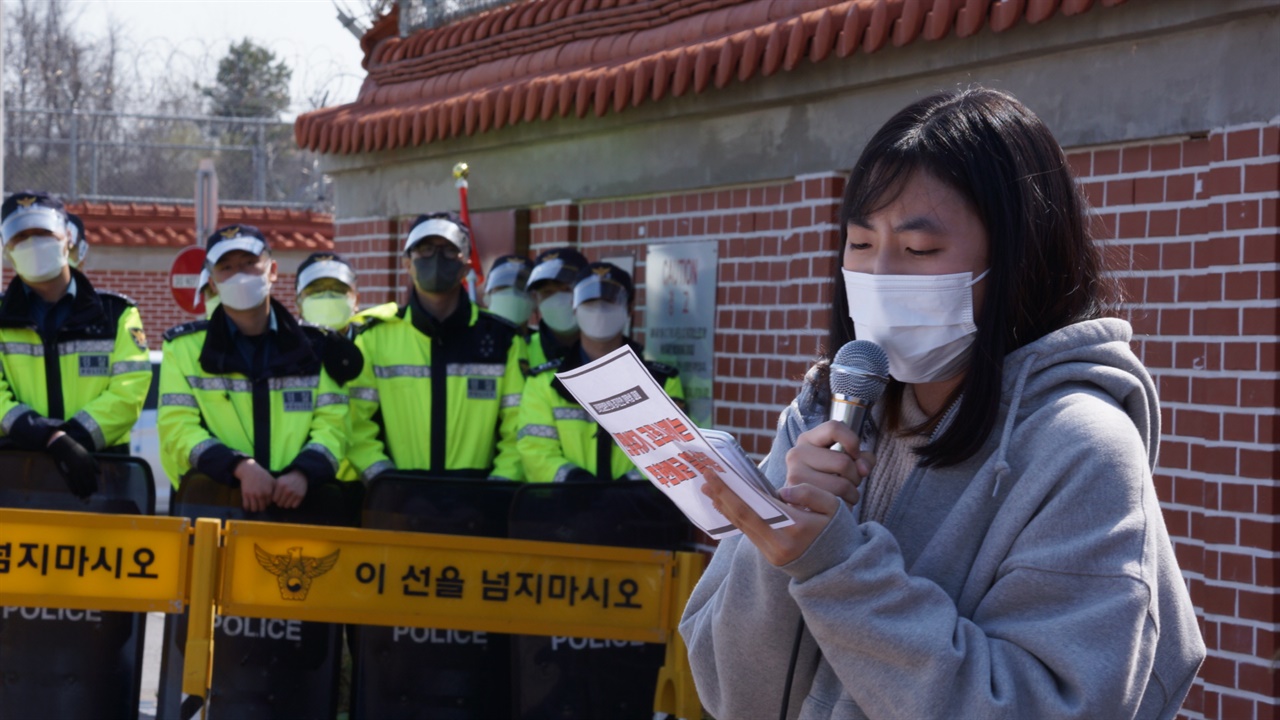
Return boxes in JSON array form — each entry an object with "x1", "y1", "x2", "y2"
[
  {"x1": 525, "y1": 247, "x2": 588, "y2": 372},
  {"x1": 67, "y1": 212, "x2": 89, "y2": 270},
  {"x1": 0, "y1": 191, "x2": 150, "y2": 497},
  {"x1": 482, "y1": 253, "x2": 534, "y2": 328},
  {"x1": 518, "y1": 262, "x2": 683, "y2": 483},
  {"x1": 347, "y1": 212, "x2": 526, "y2": 482},
  {"x1": 295, "y1": 251, "x2": 360, "y2": 334},
  {"x1": 157, "y1": 225, "x2": 351, "y2": 512}
]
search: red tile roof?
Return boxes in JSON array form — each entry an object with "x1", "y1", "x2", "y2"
[
  {"x1": 67, "y1": 202, "x2": 334, "y2": 251},
  {"x1": 297, "y1": 0, "x2": 1128, "y2": 155}
]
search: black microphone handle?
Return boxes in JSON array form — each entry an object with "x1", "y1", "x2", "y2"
[{"x1": 829, "y1": 393, "x2": 871, "y2": 454}]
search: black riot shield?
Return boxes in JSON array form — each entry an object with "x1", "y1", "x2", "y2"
[
  {"x1": 349, "y1": 473, "x2": 521, "y2": 720},
  {"x1": 155, "y1": 472, "x2": 352, "y2": 720},
  {"x1": 0, "y1": 448, "x2": 155, "y2": 720},
  {"x1": 507, "y1": 481, "x2": 694, "y2": 720}
]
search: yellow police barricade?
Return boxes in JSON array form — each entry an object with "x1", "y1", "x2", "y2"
[
  {"x1": 212, "y1": 519, "x2": 706, "y2": 720},
  {"x1": 0, "y1": 448, "x2": 160, "y2": 720},
  {"x1": 0, "y1": 500, "x2": 707, "y2": 720},
  {"x1": 156, "y1": 472, "x2": 353, "y2": 720},
  {"x1": 351, "y1": 474, "x2": 522, "y2": 720},
  {"x1": 507, "y1": 480, "x2": 695, "y2": 719}
]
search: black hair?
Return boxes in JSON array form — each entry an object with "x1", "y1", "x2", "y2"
[{"x1": 822, "y1": 87, "x2": 1119, "y2": 467}]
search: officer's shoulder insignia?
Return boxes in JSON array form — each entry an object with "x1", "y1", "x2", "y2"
[
  {"x1": 644, "y1": 360, "x2": 680, "y2": 380},
  {"x1": 129, "y1": 327, "x2": 148, "y2": 351},
  {"x1": 530, "y1": 358, "x2": 563, "y2": 376},
  {"x1": 163, "y1": 320, "x2": 210, "y2": 342},
  {"x1": 97, "y1": 290, "x2": 138, "y2": 307}
]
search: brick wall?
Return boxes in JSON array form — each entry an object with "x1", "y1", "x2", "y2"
[
  {"x1": 1069, "y1": 123, "x2": 1280, "y2": 720},
  {"x1": 333, "y1": 217, "x2": 407, "y2": 308},
  {"x1": 530, "y1": 174, "x2": 845, "y2": 457}
]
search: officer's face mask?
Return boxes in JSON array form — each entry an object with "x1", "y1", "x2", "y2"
[
  {"x1": 301, "y1": 291, "x2": 356, "y2": 329},
  {"x1": 485, "y1": 287, "x2": 533, "y2": 326},
  {"x1": 538, "y1": 291, "x2": 577, "y2": 333},
  {"x1": 412, "y1": 253, "x2": 465, "y2": 294},
  {"x1": 842, "y1": 267, "x2": 989, "y2": 384},
  {"x1": 216, "y1": 267, "x2": 272, "y2": 311},
  {"x1": 576, "y1": 300, "x2": 629, "y2": 341},
  {"x1": 7, "y1": 235, "x2": 68, "y2": 283}
]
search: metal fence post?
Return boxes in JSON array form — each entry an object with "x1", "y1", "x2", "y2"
[
  {"x1": 255, "y1": 123, "x2": 267, "y2": 202},
  {"x1": 69, "y1": 108, "x2": 79, "y2": 200}
]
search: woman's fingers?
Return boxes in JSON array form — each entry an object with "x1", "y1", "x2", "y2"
[
  {"x1": 779, "y1": 483, "x2": 845, "y2": 517},
  {"x1": 794, "y1": 420, "x2": 862, "y2": 455}
]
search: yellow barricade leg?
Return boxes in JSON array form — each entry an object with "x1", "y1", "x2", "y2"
[
  {"x1": 654, "y1": 551, "x2": 707, "y2": 720},
  {"x1": 183, "y1": 518, "x2": 221, "y2": 702}
]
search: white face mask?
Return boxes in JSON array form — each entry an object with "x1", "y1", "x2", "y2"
[
  {"x1": 301, "y1": 291, "x2": 355, "y2": 329},
  {"x1": 216, "y1": 269, "x2": 272, "y2": 311},
  {"x1": 576, "y1": 301, "x2": 629, "y2": 341},
  {"x1": 486, "y1": 288, "x2": 533, "y2": 326},
  {"x1": 539, "y1": 291, "x2": 578, "y2": 333},
  {"x1": 842, "y1": 268, "x2": 989, "y2": 384},
  {"x1": 8, "y1": 235, "x2": 68, "y2": 283}
]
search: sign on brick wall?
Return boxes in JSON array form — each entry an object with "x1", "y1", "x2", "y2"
[{"x1": 644, "y1": 241, "x2": 717, "y2": 427}]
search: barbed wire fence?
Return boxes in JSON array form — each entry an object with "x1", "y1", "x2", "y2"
[
  {"x1": 3, "y1": 106, "x2": 331, "y2": 210},
  {"x1": 399, "y1": 0, "x2": 516, "y2": 34}
]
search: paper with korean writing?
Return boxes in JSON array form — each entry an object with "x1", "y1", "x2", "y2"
[{"x1": 555, "y1": 344, "x2": 793, "y2": 539}]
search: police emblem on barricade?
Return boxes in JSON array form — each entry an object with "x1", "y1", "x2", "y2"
[{"x1": 254, "y1": 545, "x2": 340, "y2": 600}]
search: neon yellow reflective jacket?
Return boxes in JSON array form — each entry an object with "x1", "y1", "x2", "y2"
[
  {"x1": 333, "y1": 301, "x2": 400, "y2": 482},
  {"x1": 526, "y1": 324, "x2": 573, "y2": 376},
  {"x1": 347, "y1": 293, "x2": 526, "y2": 482},
  {"x1": 0, "y1": 270, "x2": 150, "y2": 451},
  {"x1": 157, "y1": 301, "x2": 349, "y2": 489},
  {"x1": 518, "y1": 342, "x2": 684, "y2": 483}
]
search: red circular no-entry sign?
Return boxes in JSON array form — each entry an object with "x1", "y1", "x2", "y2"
[{"x1": 170, "y1": 246, "x2": 207, "y2": 315}]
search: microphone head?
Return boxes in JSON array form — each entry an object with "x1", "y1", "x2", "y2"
[{"x1": 831, "y1": 340, "x2": 890, "y2": 401}]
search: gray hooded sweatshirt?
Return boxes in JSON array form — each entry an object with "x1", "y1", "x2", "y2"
[{"x1": 680, "y1": 319, "x2": 1204, "y2": 720}]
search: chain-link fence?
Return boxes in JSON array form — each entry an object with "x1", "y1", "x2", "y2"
[
  {"x1": 3, "y1": 107, "x2": 331, "y2": 210},
  {"x1": 399, "y1": 0, "x2": 518, "y2": 34}
]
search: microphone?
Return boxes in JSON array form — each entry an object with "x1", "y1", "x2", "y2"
[{"x1": 829, "y1": 340, "x2": 890, "y2": 454}]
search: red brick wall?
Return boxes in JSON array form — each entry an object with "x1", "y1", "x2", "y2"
[
  {"x1": 529, "y1": 175, "x2": 845, "y2": 458},
  {"x1": 1070, "y1": 123, "x2": 1279, "y2": 720},
  {"x1": 332, "y1": 217, "x2": 407, "y2": 308}
]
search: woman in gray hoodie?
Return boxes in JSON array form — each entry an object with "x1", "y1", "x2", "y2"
[{"x1": 680, "y1": 88, "x2": 1205, "y2": 720}]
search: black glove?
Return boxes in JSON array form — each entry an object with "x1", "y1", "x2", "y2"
[
  {"x1": 7, "y1": 411, "x2": 62, "y2": 451},
  {"x1": 47, "y1": 434, "x2": 100, "y2": 498},
  {"x1": 563, "y1": 467, "x2": 598, "y2": 484}
]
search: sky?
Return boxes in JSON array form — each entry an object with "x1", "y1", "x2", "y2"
[{"x1": 71, "y1": 0, "x2": 373, "y2": 118}]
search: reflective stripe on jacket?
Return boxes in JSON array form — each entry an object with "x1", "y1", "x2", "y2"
[{"x1": 0, "y1": 269, "x2": 149, "y2": 450}]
